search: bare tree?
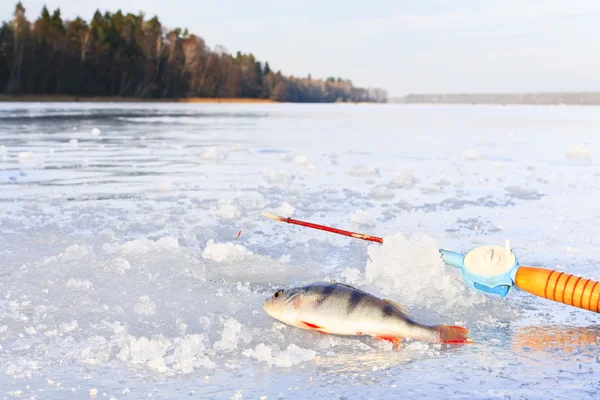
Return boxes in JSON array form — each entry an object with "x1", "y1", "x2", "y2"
[{"x1": 0, "y1": 2, "x2": 388, "y2": 102}]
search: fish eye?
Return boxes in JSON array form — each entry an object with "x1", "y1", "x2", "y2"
[{"x1": 273, "y1": 289, "x2": 283, "y2": 298}]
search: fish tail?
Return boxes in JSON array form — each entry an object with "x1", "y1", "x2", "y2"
[{"x1": 436, "y1": 325, "x2": 472, "y2": 343}]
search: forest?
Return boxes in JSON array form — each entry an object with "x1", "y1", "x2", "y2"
[{"x1": 0, "y1": 3, "x2": 387, "y2": 103}]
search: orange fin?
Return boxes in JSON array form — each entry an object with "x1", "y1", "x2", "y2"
[
  {"x1": 375, "y1": 335, "x2": 402, "y2": 346},
  {"x1": 437, "y1": 325, "x2": 472, "y2": 344},
  {"x1": 301, "y1": 321, "x2": 322, "y2": 330}
]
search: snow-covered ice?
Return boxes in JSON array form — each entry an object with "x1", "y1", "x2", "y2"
[
  {"x1": 389, "y1": 169, "x2": 416, "y2": 189},
  {"x1": 273, "y1": 202, "x2": 295, "y2": 218},
  {"x1": 202, "y1": 239, "x2": 250, "y2": 262},
  {"x1": 346, "y1": 165, "x2": 380, "y2": 177},
  {"x1": 566, "y1": 144, "x2": 592, "y2": 161},
  {"x1": 369, "y1": 184, "x2": 395, "y2": 200},
  {"x1": 0, "y1": 102, "x2": 599, "y2": 399},
  {"x1": 216, "y1": 202, "x2": 241, "y2": 219},
  {"x1": 201, "y1": 146, "x2": 228, "y2": 161},
  {"x1": 461, "y1": 148, "x2": 481, "y2": 160},
  {"x1": 351, "y1": 209, "x2": 377, "y2": 227}
]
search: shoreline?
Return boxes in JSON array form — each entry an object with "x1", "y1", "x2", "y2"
[
  {"x1": 390, "y1": 92, "x2": 600, "y2": 106},
  {"x1": 2, "y1": 94, "x2": 599, "y2": 107},
  {"x1": 2, "y1": 94, "x2": 599, "y2": 106},
  {"x1": 0, "y1": 95, "x2": 278, "y2": 104},
  {"x1": 0, "y1": 95, "x2": 385, "y2": 104}
]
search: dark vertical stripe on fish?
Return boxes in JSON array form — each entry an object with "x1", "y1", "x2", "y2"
[
  {"x1": 315, "y1": 285, "x2": 336, "y2": 307},
  {"x1": 346, "y1": 291, "x2": 363, "y2": 314},
  {"x1": 382, "y1": 303, "x2": 395, "y2": 318}
]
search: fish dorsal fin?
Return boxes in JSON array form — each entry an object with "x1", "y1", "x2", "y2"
[
  {"x1": 383, "y1": 299, "x2": 411, "y2": 318},
  {"x1": 331, "y1": 281, "x2": 371, "y2": 294},
  {"x1": 335, "y1": 281, "x2": 358, "y2": 290},
  {"x1": 330, "y1": 279, "x2": 359, "y2": 290}
]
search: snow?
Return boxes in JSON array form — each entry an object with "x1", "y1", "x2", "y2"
[
  {"x1": 293, "y1": 155, "x2": 310, "y2": 165},
  {"x1": 389, "y1": 169, "x2": 416, "y2": 189},
  {"x1": 267, "y1": 202, "x2": 295, "y2": 218},
  {"x1": 351, "y1": 209, "x2": 377, "y2": 227},
  {"x1": 201, "y1": 146, "x2": 227, "y2": 161},
  {"x1": 362, "y1": 233, "x2": 490, "y2": 313},
  {"x1": 293, "y1": 155, "x2": 317, "y2": 173},
  {"x1": 17, "y1": 151, "x2": 43, "y2": 168},
  {"x1": 65, "y1": 278, "x2": 92, "y2": 289},
  {"x1": 202, "y1": 239, "x2": 250, "y2": 262},
  {"x1": 148, "y1": 180, "x2": 172, "y2": 192},
  {"x1": 213, "y1": 318, "x2": 244, "y2": 351},
  {"x1": 566, "y1": 144, "x2": 592, "y2": 161},
  {"x1": 261, "y1": 168, "x2": 293, "y2": 184},
  {"x1": 217, "y1": 203, "x2": 241, "y2": 219},
  {"x1": 133, "y1": 296, "x2": 157, "y2": 316},
  {"x1": 118, "y1": 236, "x2": 180, "y2": 255},
  {"x1": 0, "y1": 102, "x2": 599, "y2": 399},
  {"x1": 461, "y1": 148, "x2": 481, "y2": 160},
  {"x1": 243, "y1": 343, "x2": 317, "y2": 367},
  {"x1": 62, "y1": 244, "x2": 90, "y2": 261},
  {"x1": 369, "y1": 184, "x2": 395, "y2": 200},
  {"x1": 346, "y1": 165, "x2": 380, "y2": 177}
]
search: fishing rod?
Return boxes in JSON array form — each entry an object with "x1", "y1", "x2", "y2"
[{"x1": 262, "y1": 213, "x2": 600, "y2": 313}]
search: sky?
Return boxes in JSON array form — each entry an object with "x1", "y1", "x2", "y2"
[{"x1": 2, "y1": 0, "x2": 600, "y2": 96}]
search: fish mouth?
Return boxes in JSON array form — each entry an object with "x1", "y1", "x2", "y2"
[
  {"x1": 262, "y1": 299, "x2": 274, "y2": 315},
  {"x1": 262, "y1": 298, "x2": 281, "y2": 319}
]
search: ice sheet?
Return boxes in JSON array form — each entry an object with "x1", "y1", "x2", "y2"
[{"x1": 0, "y1": 103, "x2": 599, "y2": 399}]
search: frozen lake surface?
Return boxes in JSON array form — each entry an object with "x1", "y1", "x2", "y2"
[{"x1": 0, "y1": 102, "x2": 599, "y2": 399}]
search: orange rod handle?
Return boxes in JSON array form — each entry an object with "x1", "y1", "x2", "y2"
[{"x1": 515, "y1": 266, "x2": 600, "y2": 313}]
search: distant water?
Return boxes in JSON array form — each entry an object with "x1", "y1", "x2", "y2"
[{"x1": 0, "y1": 102, "x2": 599, "y2": 399}]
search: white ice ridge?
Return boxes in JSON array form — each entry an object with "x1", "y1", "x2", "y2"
[
  {"x1": 461, "y1": 148, "x2": 481, "y2": 160},
  {"x1": 202, "y1": 239, "x2": 250, "y2": 262},
  {"x1": 351, "y1": 209, "x2": 376, "y2": 227},
  {"x1": 243, "y1": 343, "x2": 316, "y2": 367},
  {"x1": 360, "y1": 232, "x2": 490, "y2": 314},
  {"x1": 265, "y1": 202, "x2": 295, "y2": 218},
  {"x1": 201, "y1": 147, "x2": 228, "y2": 161},
  {"x1": 566, "y1": 144, "x2": 592, "y2": 161},
  {"x1": 217, "y1": 203, "x2": 241, "y2": 219}
]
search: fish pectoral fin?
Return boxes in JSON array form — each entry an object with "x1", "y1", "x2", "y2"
[
  {"x1": 301, "y1": 321, "x2": 322, "y2": 329},
  {"x1": 375, "y1": 335, "x2": 403, "y2": 346},
  {"x1": 299, "y1": 321, "x2": 327, "y2": 334},
  {"x1": 382, "y1": 299, "x2": 412, "y2": 318}
]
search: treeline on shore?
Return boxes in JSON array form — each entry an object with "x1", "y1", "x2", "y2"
[{"x1": 0, "y1": 3, "x2": 387, "y2": 103}]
